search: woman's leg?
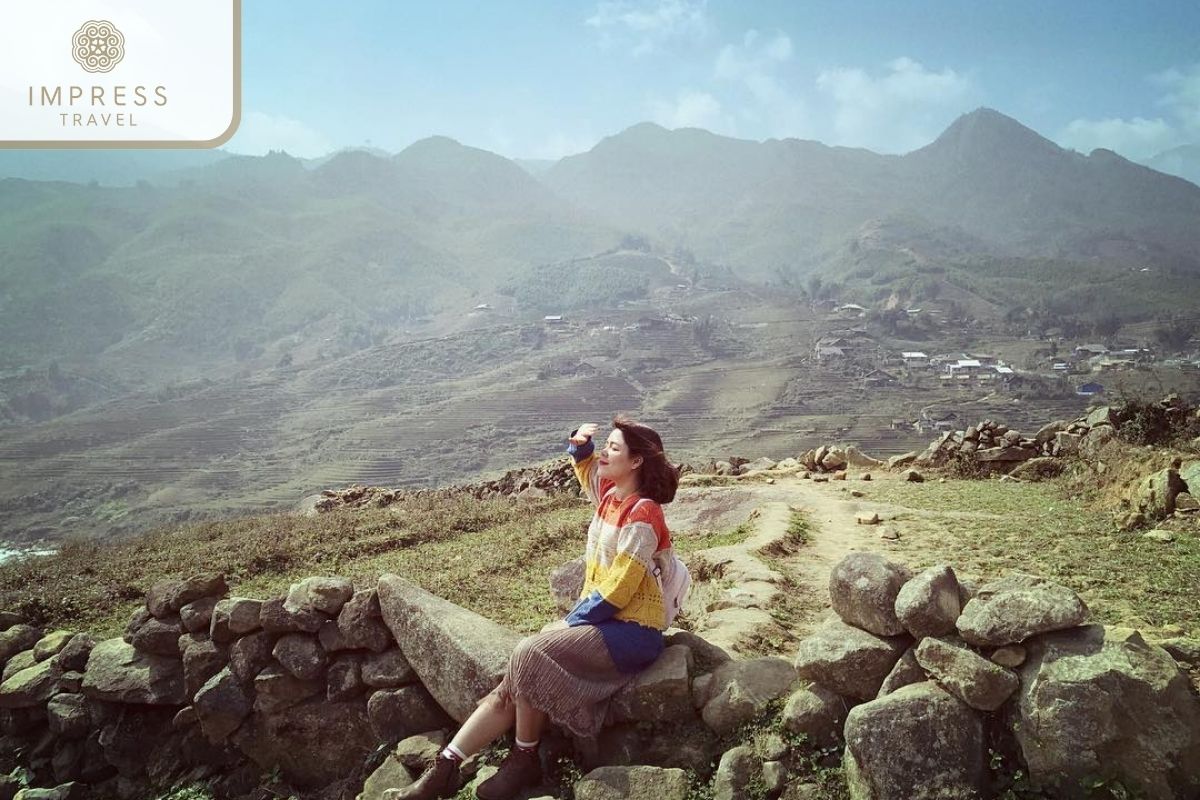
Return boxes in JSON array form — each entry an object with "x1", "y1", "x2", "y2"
[
  {"x1": 446, "y1": 691, "x2": 516, "y2": 757},
  {"x1": 515, "y1": 697, "x2": 547, "y2": 744}
]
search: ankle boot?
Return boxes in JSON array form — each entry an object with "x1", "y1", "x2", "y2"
[
  {"x1": 384, "y1": 755, "x2": 461, "y2": 800},
  {"x1": 475, "y1": 745, "x2": 542, "y2": 800}
]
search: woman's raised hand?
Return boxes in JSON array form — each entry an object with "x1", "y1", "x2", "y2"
[{"x1": 570, "y1": 422, "x2": 600, "y2": 445}]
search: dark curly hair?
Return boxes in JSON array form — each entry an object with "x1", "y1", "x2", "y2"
[{"x1": 612, "y1": 413, "x2": 681, "y2": 504}]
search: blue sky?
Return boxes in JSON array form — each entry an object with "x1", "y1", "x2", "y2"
[{"x1": 222, "y1": 0, "x2": 1200, "y2": 162}]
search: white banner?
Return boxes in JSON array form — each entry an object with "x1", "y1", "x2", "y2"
[{"x1": 0, "y1": 0, "x2": 240, "y2": 147}]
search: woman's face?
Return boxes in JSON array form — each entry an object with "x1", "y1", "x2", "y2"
[{"x1": 599, "y1": 428, "x2": 641, "y2": 481}]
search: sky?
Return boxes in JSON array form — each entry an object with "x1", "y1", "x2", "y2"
[{"x1": 222, "y1": 0, "x2": 1200, "y2": 163}]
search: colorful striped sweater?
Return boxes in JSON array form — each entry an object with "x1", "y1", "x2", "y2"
[{"x1": 563, "y1": 428, "x2": 668, "y2": 674}]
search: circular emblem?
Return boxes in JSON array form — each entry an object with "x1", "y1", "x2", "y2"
[{"x1": 72, "y1": 20, "x2": 125, "y2": 73}]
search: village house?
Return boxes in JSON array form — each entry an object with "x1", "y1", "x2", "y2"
[
  {"x1": 901, "y1": 351, "x2": 929, "y2": 368},
  {"x1": 543, "y1": 314, "x2": 566, "y2": 326},
  {"x1": 834, "y1": 303, "x2": 867, "y2": 318},
  {"x1": 1077, "y1": 381, "x2": 1105, "y2": 396},
  {"x1": 862, "y1": 368, "x2": 898, "y2": 388}
]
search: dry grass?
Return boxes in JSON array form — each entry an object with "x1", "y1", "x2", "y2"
[
  {"x1": 0, "y1": 488, "x2": 758, "y2": 640},
  {"x1": 868, "y1": 475, "x2": 1200, "y2": 637}
]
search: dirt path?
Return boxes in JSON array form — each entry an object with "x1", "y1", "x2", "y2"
[{"x1": 675, "y1": 467, "x2": 920, "y2": 651}]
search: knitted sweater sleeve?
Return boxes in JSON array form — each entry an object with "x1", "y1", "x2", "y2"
[{"x1": 566, "y1": 427, "x2": 613, "y2": 510}]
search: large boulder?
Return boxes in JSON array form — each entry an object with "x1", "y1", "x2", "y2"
[
  {"x1": 913, "y1": 637, "x2": 1018, "y2": 711},
  {"x1": 698, "y1": 656, "x2": 799, "y2": 735},
  {"x1": 793, "y1": 619, "x2": 909, "y2": 700},
  {"x1": 335, "y1": 589, "x2": 392, "y2": 653},
  {"x1": 608, "y1": 645, "x2": 693, "y2": 723},
  {"x1": 376, "y1": 574, "x2": 521, "y2": 723},
  {"x1": 843, "y1": 681, "x2": 986, "y2": 800},
  {"x1": 955, "y1": 572, "x2": 1087, "y2": 646},
  {"x1": 233, "y1": 697, "x2": 377, "y2": 789},
  {"x1": 366, "y1": 685, "x2": 453, "y2": 742},
  {"x1": 1014, "y1": 625, "x2": 1200, "y2": 799},
  {"x1": 574, "y1": 765, "x2": 690, "y2": 800},
  {"x1": 893, "y1": 565, "x2": 960, "y2": 639},
  {"x1": 81, "y1": 638, "x2": 187, "y2": 705},
  {"x1": 829, "y1": 553, "x2": 911, "y2": 637}
]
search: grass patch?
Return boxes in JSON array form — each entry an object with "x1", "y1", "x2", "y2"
[
  {"x1": 867, "y1": 477, "x2": 1200, "y2": 636},
  {"x1": 0, "y1": 489, "x2": 762, "y2": 640}
]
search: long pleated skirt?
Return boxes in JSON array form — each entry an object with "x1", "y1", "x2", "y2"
[{"x1": 479, "y1": 623, "x2": 649, "y2": 739}]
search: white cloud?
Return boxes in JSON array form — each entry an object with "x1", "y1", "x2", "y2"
[
  {"x1": 815, "y1": 57, "x2": 975, "y2": 153},
  {"x1": 713, "y1": 29, "x2": 807, "y2": 137},
  {"x1": 648, "y1": 88, "x2": 727, "y2": 131},
  {"x1": 586, "y1": 0, "x2": 711, "y2": 55},
  {"x1": 1058, "y1": 116, "x2": 1182, "y2": 161},
  {"x1": 1058, "y1": 62, "x2": 1200, "y2": 160},
  {"x1": 223, "y1": 110, "x2": 334, "y2": 158}
]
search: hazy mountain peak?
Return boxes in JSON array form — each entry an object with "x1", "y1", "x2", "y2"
[{"x1": 915, "y1": 106, "x2": 1064, "y2": 161}]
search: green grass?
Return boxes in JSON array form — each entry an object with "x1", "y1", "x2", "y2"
[
  {"x1": 866, "y1": 477, "x2": 1200, "y2": 636},
  {"x1": 0, "y1": 489, "x2": 761, "y2": 640}
]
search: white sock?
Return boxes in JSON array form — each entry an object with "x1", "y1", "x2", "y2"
[
  {"x1": 440, "y1": 743, "x2": 467, "y2": 762},
  {"x1": 514, "y1": 736, "x2": 539, "y2": 750}
]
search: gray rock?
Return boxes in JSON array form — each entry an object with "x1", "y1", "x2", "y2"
[
  {"x1": 52, "y1": 633, "x2": 95, "y2": 673},
  {"x1": 358, "y1": 750, "x2": 414, "y2": 799},
  {"x1": 0, "y1": 658, "x2": 62, "y2": 708},
  {"x1": 2, "y1": 649, "x2": 36, "y2": 683},
  {"x1": 989, "y1": 645, "x2": 1026, "y2": 668},
  {"x1": 146, "y1": 573, "x2": 227, "y2": 619},
  {"x1": 377, "y1": 574, "x2": 521, "y2": 723},
  {"x1": 609, "y1": 645, "x2": 693, "y2": 723},
  {"x1": 574, "y1": 765, "x2": 690, "y2": 800},
  {"x1": 0, "y1": 625, "x2": 42, "y2": 664},
  {"x1": 876, "y1": 647, "x2": 926, "y2": 698},
  {"x1": 327, "y1": 653, "x2": 364, "y2": 702},
  {"x1": 284, "y1": 576, "x2": 354, "y2": 616},
  {"x1": 193, "y1": 667, "x2": 252, "y2": 743},
  {"x1": 793, "y1": 619, "x2": 909, "y2": 700},
  {"x1": 81, "y1": 637, "x2": 187, "y2": 705},
  {"x1": 229, "y1": 630, "x2": 276, "y2": 685},
  {"x1": 233, "y1": 697, "x2": 376, "y2": 789},
  {"x1": 361, "y1": 647, "x2": 417, "y2": 688},
  {"x1": 182, "y1": 634, "x2": 230, "y2": 697},
  {"x1": 391, "y1": 729, "x2": 449, "y2": 772},
  {"x1": 33, "y1": 630, "x2": 75, "y2": 662},
  {"x1": 130, "y1": 614, "x2": 184, "y2": 657},
  {"x1": 1133, "y1": 467, "x2": 1187, "y2": 520},
  {"x1": 829, "y1": 553, "x2": 912, "y2": 636},
  {"x1": 1157, "y1": 637, "x2": 1200, "y2": 666},
  {"x1": 1014, "y1": 625, "x2": 1200, "y2": 799},
  {"x1": 550, "y1": 557, "x2": 586, "y2": 614},
  {"x1": 664, "y1": 629, "x2": 733, "y2": 674},
  {"x1": 336, "y1": 589, "x2": 392, "y2": 652},
  {"x1": 781, "y1": 683, "x2": 850, "y2": 747},
  {"x1": 712, "y1": 745, "x2": 756, "y2": 800},
  {"x1": 700, "y1": 656, "x2": 798, "y2": 735},
  {"x1": 956, "y1": 572, "x2": 1088, "y2": 646},
  {"x1": 843, "y1": 681, "x2": 986, "y2": 800},
  {"x1": 894, "y1": 565, "x2": 961, "y2": 638},
  {"x1": 272, "y1": 633, "x2": 326, "y2": 681},
  {"x1": 46, "y1": 693, "x2": 89, "y2": 738},
  {"x1": 367, "y1": 685, "x2": 453, "y2": 742},
  {"x1": 178, "y1": 597, "x2": 219, "y2": 634},
  {"x1": 914, "y1": 637, "x2": 1019, "y2": 711},
  {"x1": 253, "y1": 664, "x2": 322, "y2": 715},
  {"x1": 213, "y1": 598, "x2": 263, "y2": 638},
  {"x1": 259, "y1": 596, "x2": 325, "y2": 634}
]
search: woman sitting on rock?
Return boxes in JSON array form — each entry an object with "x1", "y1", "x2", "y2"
[{"x1": 394, "y1": 414, "x2": 682, "y2": 800}]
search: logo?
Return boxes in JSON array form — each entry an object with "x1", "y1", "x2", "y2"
[
  {"x1": 1, "y1": 2, "x2": 240, "y2": 148},
  {"x1": 71, "y1": 20, "x2": 125, "y2": 74}
]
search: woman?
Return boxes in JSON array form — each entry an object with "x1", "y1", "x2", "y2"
[{"x1": 393, "y1": 414, "x2": 681, "y2": 800}]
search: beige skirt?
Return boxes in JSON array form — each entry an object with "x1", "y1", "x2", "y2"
[{"x1": 480, "y1": 624, "x2": 642, "y2": 739}]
